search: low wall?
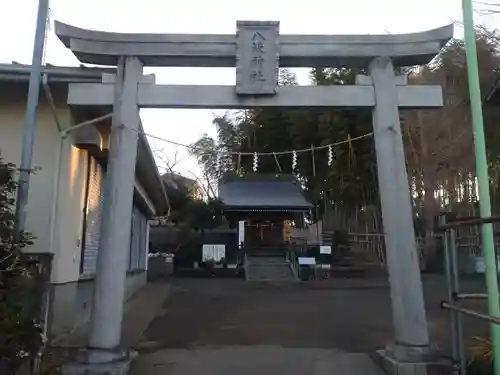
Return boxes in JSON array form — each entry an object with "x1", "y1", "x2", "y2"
[{"x1": 48, "y1": 271, "x2": 146, "y2": 340}]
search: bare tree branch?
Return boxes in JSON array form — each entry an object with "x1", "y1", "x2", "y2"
[{"x1": 152, "y1": 147, "x2": 181, "y2": 174}]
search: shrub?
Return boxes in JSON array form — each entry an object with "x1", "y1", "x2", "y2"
[
  {"x1": 0, "y1": 156, "x2": 42, "y2": 373},
  {"x1": 467, "y1": 336, "x2": 493, "y2": 375}
]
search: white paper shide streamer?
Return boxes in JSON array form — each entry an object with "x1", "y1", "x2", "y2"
[
  {"x1": 216, "y1": 150, "x2": 221, "y2": 173},
  {"x1": 328, "y1": 145, "x2": 333, "y2": 166},
  {"x1": 253, "y1": 152, "x2": 258, "y2": 172},
  {"x1": 292, "y1": 150, "x2": 297, "y2": 171}
]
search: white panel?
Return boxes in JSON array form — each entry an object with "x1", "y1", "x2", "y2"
[
  {"x1": 298, "y1": 257, "x2": 316, "y2": 265},
  {"x1": 202, "y1": 245, "x2": 226, "y2": 262},
  {"x1": 238, "y1": 221, "x2": 245, "y2": 247},
  {"x1": 320, "y1": 246, "x2": 332, "y2": 254}
]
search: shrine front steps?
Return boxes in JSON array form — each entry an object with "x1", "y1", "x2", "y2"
[{"x1": 245, "y1": 257, "x2": 298, "y2": 282}]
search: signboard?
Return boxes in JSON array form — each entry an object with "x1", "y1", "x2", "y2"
[
  {"x1": 202, "y1": 244, "x2": 226, "y2": 262},
  {"x1": 474, "y1": 256, "x2": 500, "y2": 274},
  {"x1": 236, "y1": 21, "x2": 279, "y2": 95},
  {"x1": 320, "y1": 246, "x2": 332, "y2": 254},
  {"x1": 298, "y1": 257, "x2": 316, "y2": 265}
]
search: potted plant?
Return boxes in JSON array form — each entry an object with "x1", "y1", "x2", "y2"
[{"x1": 204, "y1": 259, "x2": 216, "y2": 276}]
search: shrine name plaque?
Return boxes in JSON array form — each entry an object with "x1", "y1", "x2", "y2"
[{"x1": 236, "y1": 21, "x2": 279, "y2": 96}]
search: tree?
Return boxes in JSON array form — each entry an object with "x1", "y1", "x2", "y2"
[
  {"x1": 402, "y1": 27, "x2": 500, "y2": 265},
  {"x1": 162, "y1": 181, "x2": 223, "y2": 242},
  {"x1": 0, "y1": 156, "x2": 42, "y2": 373}
]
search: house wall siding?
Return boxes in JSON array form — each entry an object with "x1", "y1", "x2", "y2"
[
  {"x1": 49, "y1": 272, "x2": 147, "y2": 341},
  {"x1": 0, "y1": 83, "x2": 88, "y2": 284},
  {"x1": 0, "y1": 87, "x2": 65, "y2": 255}
]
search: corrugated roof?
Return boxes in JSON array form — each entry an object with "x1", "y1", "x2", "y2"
[{"x1": 219, "y1": 178, "x2": 312, "y2": 210}]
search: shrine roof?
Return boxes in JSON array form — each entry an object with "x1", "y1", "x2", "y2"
[{"x1": 218, "y1": 175, "x2": 312, "y2": 211}]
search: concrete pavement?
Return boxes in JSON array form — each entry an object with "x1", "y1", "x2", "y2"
[
  {"x1": 125, "y1": 276, "x2": 490, "y2": 374},
  {"x1": 130, "y1": 346, "x2": 385, "y2": 375}
]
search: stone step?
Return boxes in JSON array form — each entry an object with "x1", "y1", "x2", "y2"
[
  {"x1": 247, "y1": 257, "x2": 287, "y2": 265},
  {"x1": 245, "y1": 259, "x2": 297, "y2": 282},
  {"x1": 246, "y1": 252, "x2": 287, "y2": 258}
]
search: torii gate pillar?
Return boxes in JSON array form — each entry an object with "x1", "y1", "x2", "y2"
[
  {"x1": 369, "y1": 57, "x2": 442, "y2": 373},
  {"x1": 62, "y1": 57, "x2": 143, "y2": 375}
]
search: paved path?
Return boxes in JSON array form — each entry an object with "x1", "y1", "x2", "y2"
[
  {"x1": 129, "y1": 276, "x2": 489, "y2": 375},
  {"x1": 131, "y1": 346, "x2": 385, "y2": 375}
]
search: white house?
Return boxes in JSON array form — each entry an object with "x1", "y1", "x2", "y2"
[{"x1": 0, "y1": 63, "x2": 169, "y2": 339}]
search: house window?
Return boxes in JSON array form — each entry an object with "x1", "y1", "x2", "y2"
[
  {"x1": 128, "y1": 205, "x2": 148, "y2": 271},
  {"x1": 80, "y1": 154, "x2": 106, "y2": 276}
]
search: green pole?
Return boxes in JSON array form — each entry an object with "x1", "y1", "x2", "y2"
[{"x1": 462, "y1": 0, "x2": 500, "y2": 373}]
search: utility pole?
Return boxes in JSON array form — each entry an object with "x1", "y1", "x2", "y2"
[
  {"x1": 461, "y1": 1, "x2": 500, "y2": 374},
  {"x1": 14, "y1": 0, "x2": 50, "y2": 237}
]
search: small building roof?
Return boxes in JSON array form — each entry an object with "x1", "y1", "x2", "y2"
[
  {"x1": 162, "y1": 172, "x2": 198, "y2": 191},
  {"x1": 219, "y1": 175, "x2": 312, "y2": 212}
]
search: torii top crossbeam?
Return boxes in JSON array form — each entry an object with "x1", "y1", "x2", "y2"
[{"x1": 55, "y1": 21, "x2": 453, "y2": 68}]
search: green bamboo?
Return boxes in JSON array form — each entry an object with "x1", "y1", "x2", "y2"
[{"x1": 462, "y1": 0, "x2": 500, "y2": 373}]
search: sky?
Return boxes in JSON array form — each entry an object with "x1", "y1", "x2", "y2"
[{"x1": 1, "y1": 0, "x2": 500, "y2": 178}]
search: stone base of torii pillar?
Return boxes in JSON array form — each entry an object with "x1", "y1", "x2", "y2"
[
  {"x1": 61, "y1": 349, "x2": 132, "y2": 375},
  {"x1": 374, "y1": 347, "x2": 454, "y2": 375}
]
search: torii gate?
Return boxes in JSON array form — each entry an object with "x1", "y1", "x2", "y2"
[{"x1": 55, "y1": 21, "x2": 453, "y2": 374}]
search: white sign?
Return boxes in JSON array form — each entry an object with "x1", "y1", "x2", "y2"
[
  {"x1": 298, "y1": 257, "x2": 316, "y2": 265},
  {"x1": 202, "y1": 244, "x2": 226, "y2": 262},
  {"x1": 238, "y1": 220, "x2": 245, "y2": 247},
  {"x1": 474, "y1": 256, "x2": 500, "y2": 274},
  {"x1": 320, "y1": 246, "x2": 332, "y2": 254}
]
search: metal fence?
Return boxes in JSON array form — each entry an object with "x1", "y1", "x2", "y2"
[
  {"x1": 341, "y1": 231, "x2": 500, "y2": 268},
  {"x1": 335, "y1": 232, "x2": 426, "y2": 266},
  {"x1": 438, "y1": 214, "x2": 500, "y2": 375}
]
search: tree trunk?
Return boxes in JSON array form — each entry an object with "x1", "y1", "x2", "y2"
[
  {"x1": 418, "y1": 112, "x2": 438, "y2": 270},
  {"x1": 422, "y1": 171, "x2": 438, "y2": 270}
]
